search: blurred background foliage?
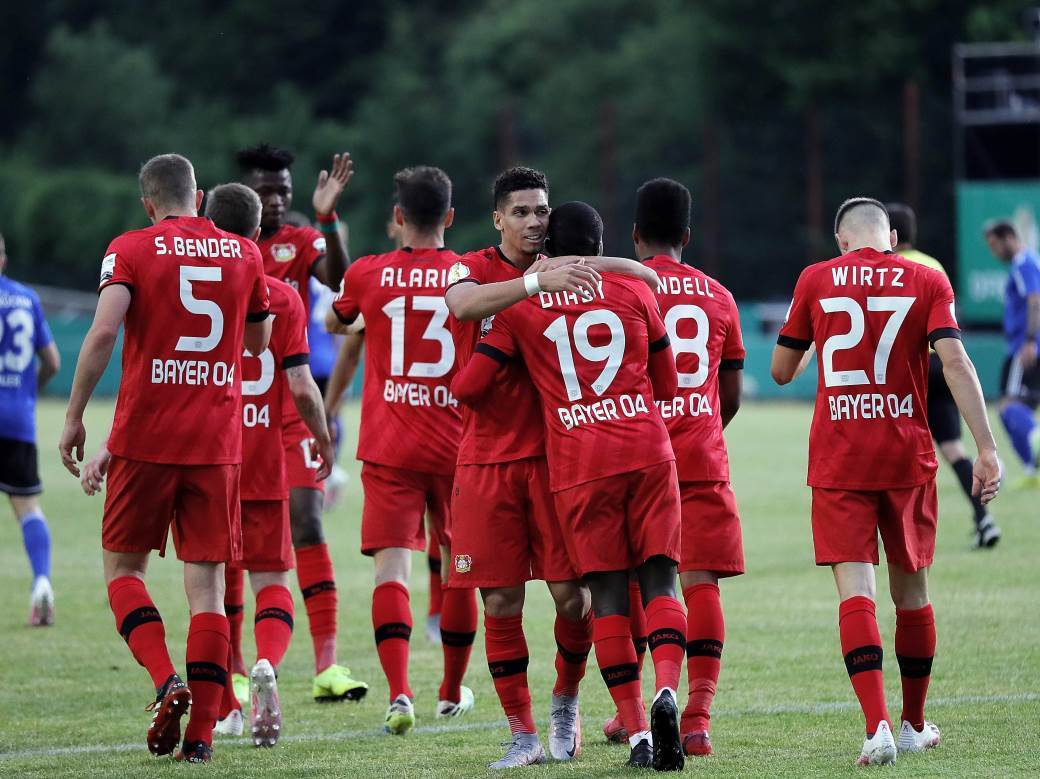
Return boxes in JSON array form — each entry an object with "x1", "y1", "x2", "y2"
[{"x1": 0, "y1": 0, "x2": 1029, "y2": 295}]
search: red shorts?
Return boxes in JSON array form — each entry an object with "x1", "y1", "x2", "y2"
[
  {"x1": 552, "y1": 461, "x2": 681, "y2": 576},
  {"x1": 811, "y1": 480, "x2": 938, "y2": 573},
  {"x1": 679, "y1": 481, "x2": 744, "y2": 576},
  {"x1": 360, "y1": 462, "x2": 452, "y2": 556},
  {"x1": 102, "y1": 456, "x2": 241, "y2": 563},
  {"x1": 447, "y1": 458, "x2": 576, "y2": 589},
  {"x1": 283, "y1": 421, "x2": 325, "y2": 493},
  {"x1": 239, "y1": 499, "x2": 293, "y2": 572}
]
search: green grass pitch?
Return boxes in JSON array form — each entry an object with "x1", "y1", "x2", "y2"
[{"x1": 1, "y1": 399, "x2": 1037, "y2": 777}]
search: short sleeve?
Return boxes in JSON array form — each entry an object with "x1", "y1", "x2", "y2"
[
  {"x1": 247, "y1": 246, "x2": 271, "y2": 321},
  {"x1": 446, "y1": 254, "x2": 488, "y2": 292},
  {"x1": 332, "y1": 263, "x2": 361, "y2": 324},
  {"x1": 926, "y1": 269, "x2": 961, "y2": 346},
  {"x1": 282, "y1": 287, "x2": 311, "y2": 367},
  {"x1": 721, "y1": 293, "x2": 746, "y2": 367},
  {"x1": 638, "y1": 284, "x2": 670, "y2": 351},
  {"x1": 777, "y1": 269, "x2": 813, "y2": 350},
  {"x1": 31, "y1": 293, "x2": 54, "y2": 350},
  {"x1": 475, "y1": 308, "x2": 519, "y2": 363},
  {"x1": 299, "y1": 225, "x2": 327, "y2": 273},
  {"x1": 98, "y1": 235, "x2": 135, "y2": 294}
]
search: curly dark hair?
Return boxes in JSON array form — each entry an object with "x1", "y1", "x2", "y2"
[{"x1": 236, "y1": 143, "x2": 295, "y2": 173}]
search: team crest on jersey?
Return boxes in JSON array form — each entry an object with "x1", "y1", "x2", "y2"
[
  {"x1": 454, "y1": 554, "x2": 472, "y2": 574},
  {"x1": 271, "y1": 243, "x2": 297, "y2": 263},
  {"x1": 480, "y1": 314, "x2": 495, "y2": 338},
  {"x1": 100, "y1": 253, "x2": 116, "y2": 283},
  {"x1": 447, "y1": 262, "x2": 470, "y2": 284}
]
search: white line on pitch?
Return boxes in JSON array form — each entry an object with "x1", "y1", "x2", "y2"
[{"x1": 2, "y1": 692, "x2": 1036, "y2": 761}]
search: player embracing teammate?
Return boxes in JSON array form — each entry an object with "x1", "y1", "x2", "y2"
[
  {"x1": 454, "y1": 200, "x2": 689, "y2": 771},
  {"x1": 772, "y1": 197, "x2": 1000, "y2": 765}
]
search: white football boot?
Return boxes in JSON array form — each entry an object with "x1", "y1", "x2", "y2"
[
  {"x1": 857, "y1": 720, "x2": 897, "y2": 765},
  {"x1": 489, "y1": 733, "x2": 547, "y2": 769},
  {"x1": 436, "y1": 685, "x2": 474, "y2": 718},
  {"x1": 897, "y1": 720, "x2": 940, "y2": 753}
]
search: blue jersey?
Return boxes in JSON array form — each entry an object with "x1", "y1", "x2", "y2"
[
  {"x1": 0, "y1": 275, "x2": 54, "y2": 443},
  {"x1": 1004, "y1": 248, "x2": 1040, "y2": 354},
  {"x1": 307, "y1": 277, "x2": 337, "y2": 380}
]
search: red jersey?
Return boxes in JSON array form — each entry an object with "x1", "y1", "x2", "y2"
[
  {"x1": 257, "y1": 223, "x2": 326, "y2": 311},
  {"x1": 99, "y1": 215, "x2": 270, "y2": 465},
  {"x1": 778, "y1": 247, "x2": 961, "y2": 490},
  {"x1": 332, "y1": 247, "x2": 462, "y2": 475},
  {"x1": 446, "y1": 246, "x2": 546, "y2": 465},
  {"x1": 240, "y1": 278, "x2": 310, "y2": 500},
  {"x1": 644, "y1": 256, "x2": 745, "y2": 482},
  {"x1": 477, "y1": 273, "x2": 675, "y2": 492}
]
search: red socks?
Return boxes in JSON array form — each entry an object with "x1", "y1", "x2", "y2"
[
  {"x1": 373, "y1": 581, "x2": 413, "y2": 700},
  {"x1": 645, "y1": 595, "x2": 686, "y2": 693},
  {"x1": 218, "y1": 645, "x2": 241, "y2": 720},
  {"x1": 553, "y1": 611, "x2": 593, "y2": 697},
  {"x1": 682, "y1": 584, "x2": 725, "y2": 733},
  {"x1": 107, "y1": 576, "x2": 176, "y2": 689},
  {"x1": 895, "y1": 604, "x2": 935, "y2": 729},
  {"x1": 183, "y1": 612, "x2": 230, "y2": 746},
  {"x1": 594, "y1": 615, "x2": 647, "y2": 737},
  {"x1": 428, "y1": 553, "x2": 443, "y2": 617},
  {"x1": 438, "y1": 588, "x2": 477, "y2": 702},
  {"x1": 224, "y1": 565, "x2": 246, "y2": 677},
  {"x1": 255, "y1": 585, "x2": 295, "y2": 669},
  {"x1": 629, "y1": 580, "x2": 648, "y2": 673},
  {"x1": 839, "y1": 596, "x2": 890, "y2": 734},
  {"x1": 485, "y1": 614, "x2": 536, "y2": 734},
  {"x1": 295, "y1": 543, "x2": 338, "y2": 673}
]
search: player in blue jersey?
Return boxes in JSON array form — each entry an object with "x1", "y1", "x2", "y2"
[
  {"x1": 985, "y1": 220, "x2": 1040, "y2": 486},
  {"x1": 0, "y1": 231, "x2": 61, "y2": 625}
]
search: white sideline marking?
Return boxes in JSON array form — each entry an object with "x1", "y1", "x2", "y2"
[{"x1": 2, "y1": 692, "x2": 1036, "y2": 761}]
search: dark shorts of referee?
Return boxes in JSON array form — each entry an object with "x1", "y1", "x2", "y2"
[
  {"x1": 927, "y1": 353, "x2": 961, "y2": 444},
  {"x1": 1000, "y1": 353, "x2": 1040, "y2": 408},
  {"x1": 0, "y1": 438, "x2": 42, "y2": 496}
]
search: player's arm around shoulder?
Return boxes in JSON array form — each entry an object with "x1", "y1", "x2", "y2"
[{"x1": 582, "y1": 255, "x2": 661, "y2": 290}]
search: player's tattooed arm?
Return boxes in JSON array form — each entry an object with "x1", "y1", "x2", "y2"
[
  {"x1": 445, "y1": 263, "x2": 602, "y2": 321},
  {"x1": 312, "y1": 152, "x2": 354, "y2": 289},
  {"x1": 36, "y1": 342, "x2": 61, "y2": 391},
  {"x1": 60, "y1": 285, "x2": 131, "y2": 477},
  {"x1": 933, "y1": 337, "x2": 1001, "y2": 503},
  {"x1": 286, "y1": 363, "x2": 335, "y2": 481}
]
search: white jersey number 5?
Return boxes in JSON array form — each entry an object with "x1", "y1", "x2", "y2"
[{"x1": 176, "y1": 266, "x2": 224, "y2": 353}]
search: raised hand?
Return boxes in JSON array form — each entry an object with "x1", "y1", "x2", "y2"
[{"x1": 312, "y1": 152, "x2": 354, "y2": 217}]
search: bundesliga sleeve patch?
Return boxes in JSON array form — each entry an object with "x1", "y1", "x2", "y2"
[
  {"x1": 312, "y1": 237, "x2": 327, "y2": 253},
  {"x1": 447, "y1": 262, "x2": 471, "y2": 285},
  {"x1": 100, "y1": 253, "x2": 116, "y2": 283}
]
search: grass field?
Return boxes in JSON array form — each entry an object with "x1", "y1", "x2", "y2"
[{"x1": 1, "y1": 399, "x2": 1037, "y2": 777}]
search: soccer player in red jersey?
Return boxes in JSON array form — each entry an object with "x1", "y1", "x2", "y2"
[
  {"x1": 602, "y1": 178, "x2": 745, "y2": 758},
  {"x1": 201, "y1": 184, "x2": 337, "y2": 745},
  {"x1": 444, "y1": 170, "x2": 660, "y2": 769},
  {"x1": 452, "y1": 202, "x2": 688, "y2": 772},
  {"x1": 238, "y1": 143, "x2": 367, "y2": 702},
  {"x1": 772, "y1": 197, "x2": 1001, "y2": 766},
  {"x1": 326, "y1": 166, "x2": 478, "y2": 735},
  {"x1": 58, "y1": 155, "x2": 272, "y2": 764}
]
